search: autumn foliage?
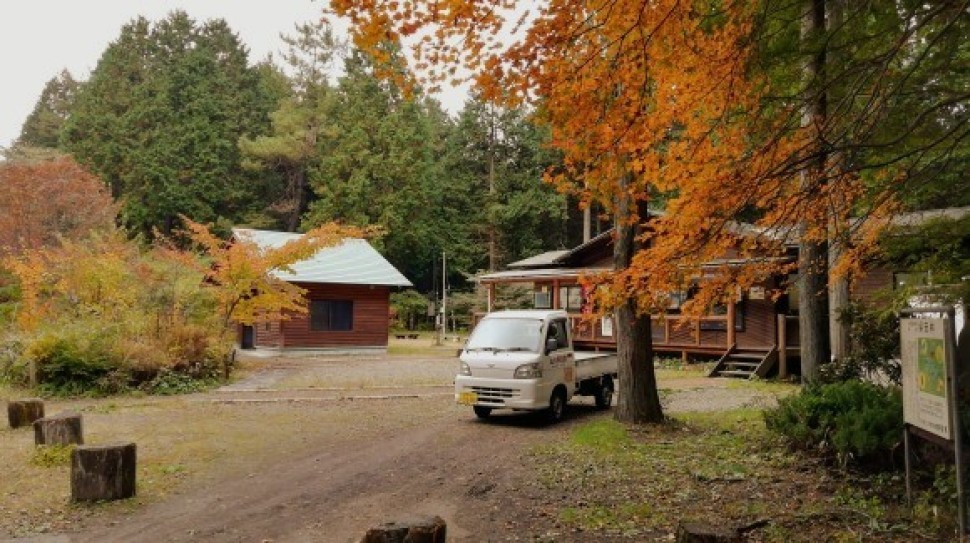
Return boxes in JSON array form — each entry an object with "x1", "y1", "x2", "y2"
[
  {"x1": 331, "y1": 0, "x2": 892, "y2": 314},
  {"x1": 0, "y1": 156, "x2": 117, "y2": 256},
  {"x1": 2, "y1": 217, "x2": 366, "y2": 393},
  {"x1": 172, "y1": 218, "x2": 367, "y2": 331}
]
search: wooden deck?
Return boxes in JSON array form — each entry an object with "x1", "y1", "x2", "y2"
[{"x1": 472, "y1": 310, "x2": 802, "y2": 376}]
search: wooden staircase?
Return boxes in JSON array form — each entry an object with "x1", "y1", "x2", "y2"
[{"x1": 708, "y1": 346, "x2": 778, "y2": 379}]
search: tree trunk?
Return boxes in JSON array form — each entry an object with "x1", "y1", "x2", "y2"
[
  {"x1": 361, "y1": 515, "x2": 447, "y2": 543},
  {"x1": 827, "y1": 0, "x2": 849, "y2": 363},
  {"x1": 7, "y1": 399, "x2": 44, "y2": 429},
  {"x1": 676, "y1": 522, "x2": 742, "y2": 543},
  {"x1": 613, "y1": 173, "x2": 664, "y2": 424},
  {"x1": 71, "y1": 442, "x2": 137, "y2": 502},
  {"x1": 828, "y1": 242, "x2": 850, "y2": 361},
  {"x1": 798, "y1": 0, "x2": 830, "y2": 383},
  {"x1": 34, "y1": 412, "x2": 84, "y2": 446}
]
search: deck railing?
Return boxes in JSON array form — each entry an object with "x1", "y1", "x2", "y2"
[{"x1": 471, "y1": 312, "x2": 733, "y2": 351}]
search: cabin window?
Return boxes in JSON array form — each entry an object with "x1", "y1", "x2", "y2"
[
  {"x1": 699, "y1": 301, "x2": 745, "y2": 332},
  {"x1": 894, "y1": 271, "x2": 931, "y2": 290},
  {"x1": 310, "y1": 300, "x2": 354, "y2": 331},
  {"x1": 558, "y1": 286, "x2": 583, "y2": 312},
  {"x1": 667, "y1": 290, "x2": 690, "y2": 312},
  {"x1": 534, "y1": 286, "x2": 552, "y2": 309},
  {"x1": 785, "y1": 274, "x2": 799, "y2": 315}
]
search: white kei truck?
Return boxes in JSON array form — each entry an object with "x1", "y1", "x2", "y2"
[{"x1": 455, "y1": 310, "x2": 619, "y2": 422}]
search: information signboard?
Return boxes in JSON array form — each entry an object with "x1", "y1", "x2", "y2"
[{"x1": 900, "y1": 317, "x2": 955, "y2": 441}]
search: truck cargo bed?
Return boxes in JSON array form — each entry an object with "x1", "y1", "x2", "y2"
[{"x1": 574, "y1": 351, "x2": 618, "y2": 381}]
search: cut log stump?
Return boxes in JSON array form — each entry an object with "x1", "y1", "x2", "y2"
[
  {"x1": 7, "y1": 399, "x2": 44, "y2": 429},
  {"x1": 71, "y1": 442, "x2": 136, "y2": 502},
  {"x1": 34, "y1": 412, "x2": 83, "y2": 446},
  {"x1": 676, "y1": 522, "x2": 742, "y2": 543},
  {"x1": 360, "y1": 515, "x2": 447, "y2": 543}
]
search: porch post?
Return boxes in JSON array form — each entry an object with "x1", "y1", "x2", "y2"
[
  {"x1": 726, "y1": 301, "x2": 736, "y2": 348},
  {"x1": 487, "y1": 284, "x2": 495, "y2": 313},
  {"x1": 552, "y1": 280, "x2": 561, "y2": 309},
  {"x1": 777, "y1": 314, "x2": 788, "y2": 379}
]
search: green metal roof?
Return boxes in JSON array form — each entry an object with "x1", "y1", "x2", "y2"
[{"x1": 233, "y1": 229, "x2": 412, "y2": 287}]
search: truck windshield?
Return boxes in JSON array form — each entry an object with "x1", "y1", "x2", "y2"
[{"x1": 465, "y1": 318, "x2": 542, "y2": 353}]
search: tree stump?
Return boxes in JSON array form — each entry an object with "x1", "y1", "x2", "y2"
[
  {"x1": 676, "y1": 522, "x2": 742, "y2": 543},
  {"x1": 33, "y1": 412, "x2": 83, "y2": 446},
  {"x1": 71, "y1": 442, "x2": 137, "y2": 502},
  {"x1": 7, "y1": 399, "x2": 44, "y2": 429},
  {"x1": 360, "y1": 515, "x2": 447, "y2": 543}
]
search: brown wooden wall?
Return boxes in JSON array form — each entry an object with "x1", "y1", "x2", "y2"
[
  {"x1": 256, "y1": 283, "x2": 391, "y2": 349},
  {"x1": 254, "y1": 320, "x2": 283, "y2": 348},
  {"x1": 736, "y1": 296, "x2": 778, "y2": 348},
  {"x1": 852, "y1": 266, "x2": 894, "y2": 306}
]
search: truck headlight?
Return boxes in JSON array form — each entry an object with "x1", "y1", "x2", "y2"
[
  {"x1": 514, "y1": 362, "x2": 542, "y2": 379},
  {"x1": 459, "y1": 361, "x2": 471, "y2": 376}
]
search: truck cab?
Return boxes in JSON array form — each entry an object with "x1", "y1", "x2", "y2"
[{"x1": 455, "y1": 310, "x2": 616, "y2": 421}]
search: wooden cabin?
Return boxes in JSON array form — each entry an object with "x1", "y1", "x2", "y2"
[
  {"x1": 478, "y1": 207, "x2": 970, "y2": 378},
  {"x1": 233, "y1": 229, "x2": 412, "y2": 353},
  {"x1": 476, "y1": 230, "x2": 798, "y2": 377}
]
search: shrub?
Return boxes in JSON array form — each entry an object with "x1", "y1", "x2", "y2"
[
  {"x1": 820, "y1": 302, "x2": 901, "y2": 385},
  {"x1": 764, "y1": 380, "x2": 903, "y2": 469},
  {"x1": 141, "y1": 368, "x2": 216, "y2": 395},
  {"x1": 0, "y1": 335, "x2": 26, "y2": 384},
  {"x1": 28, "y1": 329, "x2": 117, "y2": 396}
]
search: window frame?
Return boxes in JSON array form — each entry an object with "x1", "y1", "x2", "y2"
[{"x1": 310, "y1": 299, "x2": 354, "y2": 332}]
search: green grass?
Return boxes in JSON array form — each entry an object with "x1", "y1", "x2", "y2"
[
  {"x1": 529, "y1": 407, "x2": 947, "y2": 541},
  {"x1": 29, "y1": 445, "x2": 74, "y2": 468},
  {"x1": 724, "y1": 378, "x2": 799, "y2": 396}
]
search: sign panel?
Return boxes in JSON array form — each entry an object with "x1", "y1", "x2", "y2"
[
  {"x1": 601, "y1": 316, "x2": 613, "y2": 337},
  {"x1": 749, "y1": 286, "x2": 766, "y2": 300},
  {"x1": 901, "y1": 317, "x2": 955, "y2": 440}
]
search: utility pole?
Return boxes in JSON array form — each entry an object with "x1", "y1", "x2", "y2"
[
  {"x1": 439, "y1": 251, "x2": 448, "y2": 344},
  {"x1": 487, "y1": 106, "x2": 498, "y2": 272}
]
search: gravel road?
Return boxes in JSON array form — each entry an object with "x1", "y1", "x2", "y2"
[{"x1": 6, "y1": 352, "x2": 780, "y2": 543}]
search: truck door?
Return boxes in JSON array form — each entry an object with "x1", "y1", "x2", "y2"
[{"x1": 546, "y1": 318, "x2": 575, "y2": 384}]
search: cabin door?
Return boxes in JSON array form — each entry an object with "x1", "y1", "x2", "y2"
[{"x1": 241, "y1": 325, "x2": 255, "y2": 349}]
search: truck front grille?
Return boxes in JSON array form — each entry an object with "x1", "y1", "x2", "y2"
[{"x1": 470, "y1": 386, "x2": 519, "y2": 404}]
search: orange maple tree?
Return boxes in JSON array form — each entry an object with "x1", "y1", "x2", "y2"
[
  {"x1": 331, "y1": 0, "x2": 897, "y2": 421},
  {"x1": 330, "y1": 0, "x2": 889, "y2": 307},
  {"x1": 0, "y1": 156, "x2": 117, "y2": 256},
  {"x1": 173, "y1": 218, "x2": 368, "y2": 332}
]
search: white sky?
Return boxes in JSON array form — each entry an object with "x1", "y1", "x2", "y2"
[{"x1": 0, "y1": 1, "x2": 467, "y2": 151}]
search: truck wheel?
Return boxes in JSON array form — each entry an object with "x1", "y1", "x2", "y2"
[
  {"x1": 595, "y1": 377, "x2": 614, "y2": 409},
  {"x1": 473, "y1": 406, "x2": 493, "y2": 419},
  {"x1": 546, "y1": 389, "x2": 566, "y2": 423}
]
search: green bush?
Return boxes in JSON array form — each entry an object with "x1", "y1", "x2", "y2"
[
  {"x1": 764, "y1": 380, "x2": 903, "y2": 468},
  {"x1": 820, "y1": 302, "x2": 901, "y2": 385},
  {"x1": 28, "y1": 325, "x2": 123, "y2": 396},
  {"x1": 141, "y1": 367, "x2": 216, "y2": 395},
  {"x1": 0, "y1": 336, "x2": 28, "y2": 386}
]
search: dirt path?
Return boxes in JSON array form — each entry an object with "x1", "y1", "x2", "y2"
[{"x1": 6, "y1": 355, "x2": 779, "y2": 543}]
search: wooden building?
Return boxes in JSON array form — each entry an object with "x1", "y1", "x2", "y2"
[
  {"x1": 233, "y1": 229, "x2": 412, "y2": 353},
  {"x1": 478, "y1": 207, "x2": 970, "y2": 378},
  {"x1": 476, "y1": 231, "x2": 796, "y2": 377},
  {"x1": 476, "y1": 231, "x2": 873, "y2": 380}
]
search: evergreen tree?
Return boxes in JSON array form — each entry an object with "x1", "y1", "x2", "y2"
[
  {"x1": 62, "y1": 11, "x2": 277, "y2": 237},
  {"x1": 448, "y1": 97, "x2": 569, "y2": 270},
  {"x1": 16, "y1": 70, "x2": 79, "y2": 149},
  {"x1": 239, "y1": 21, "x2": 341, "y2": 231}
]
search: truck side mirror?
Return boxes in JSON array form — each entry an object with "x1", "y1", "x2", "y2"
[{"x1": 545, "y1": 338, "x2": 558, "y2": 354}]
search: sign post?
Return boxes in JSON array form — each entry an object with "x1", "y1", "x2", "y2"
[{"x1": 900, "y1": 306, "x2": 964, "y2": 536}]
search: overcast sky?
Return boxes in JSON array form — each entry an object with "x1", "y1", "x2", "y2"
[{"x1": 0, "y1": 1, "x2": 466, "y2": 151}]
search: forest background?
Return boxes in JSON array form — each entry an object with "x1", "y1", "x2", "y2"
[{"x1": 2, "y1": 4, "x2": 970, "y2": 397}]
